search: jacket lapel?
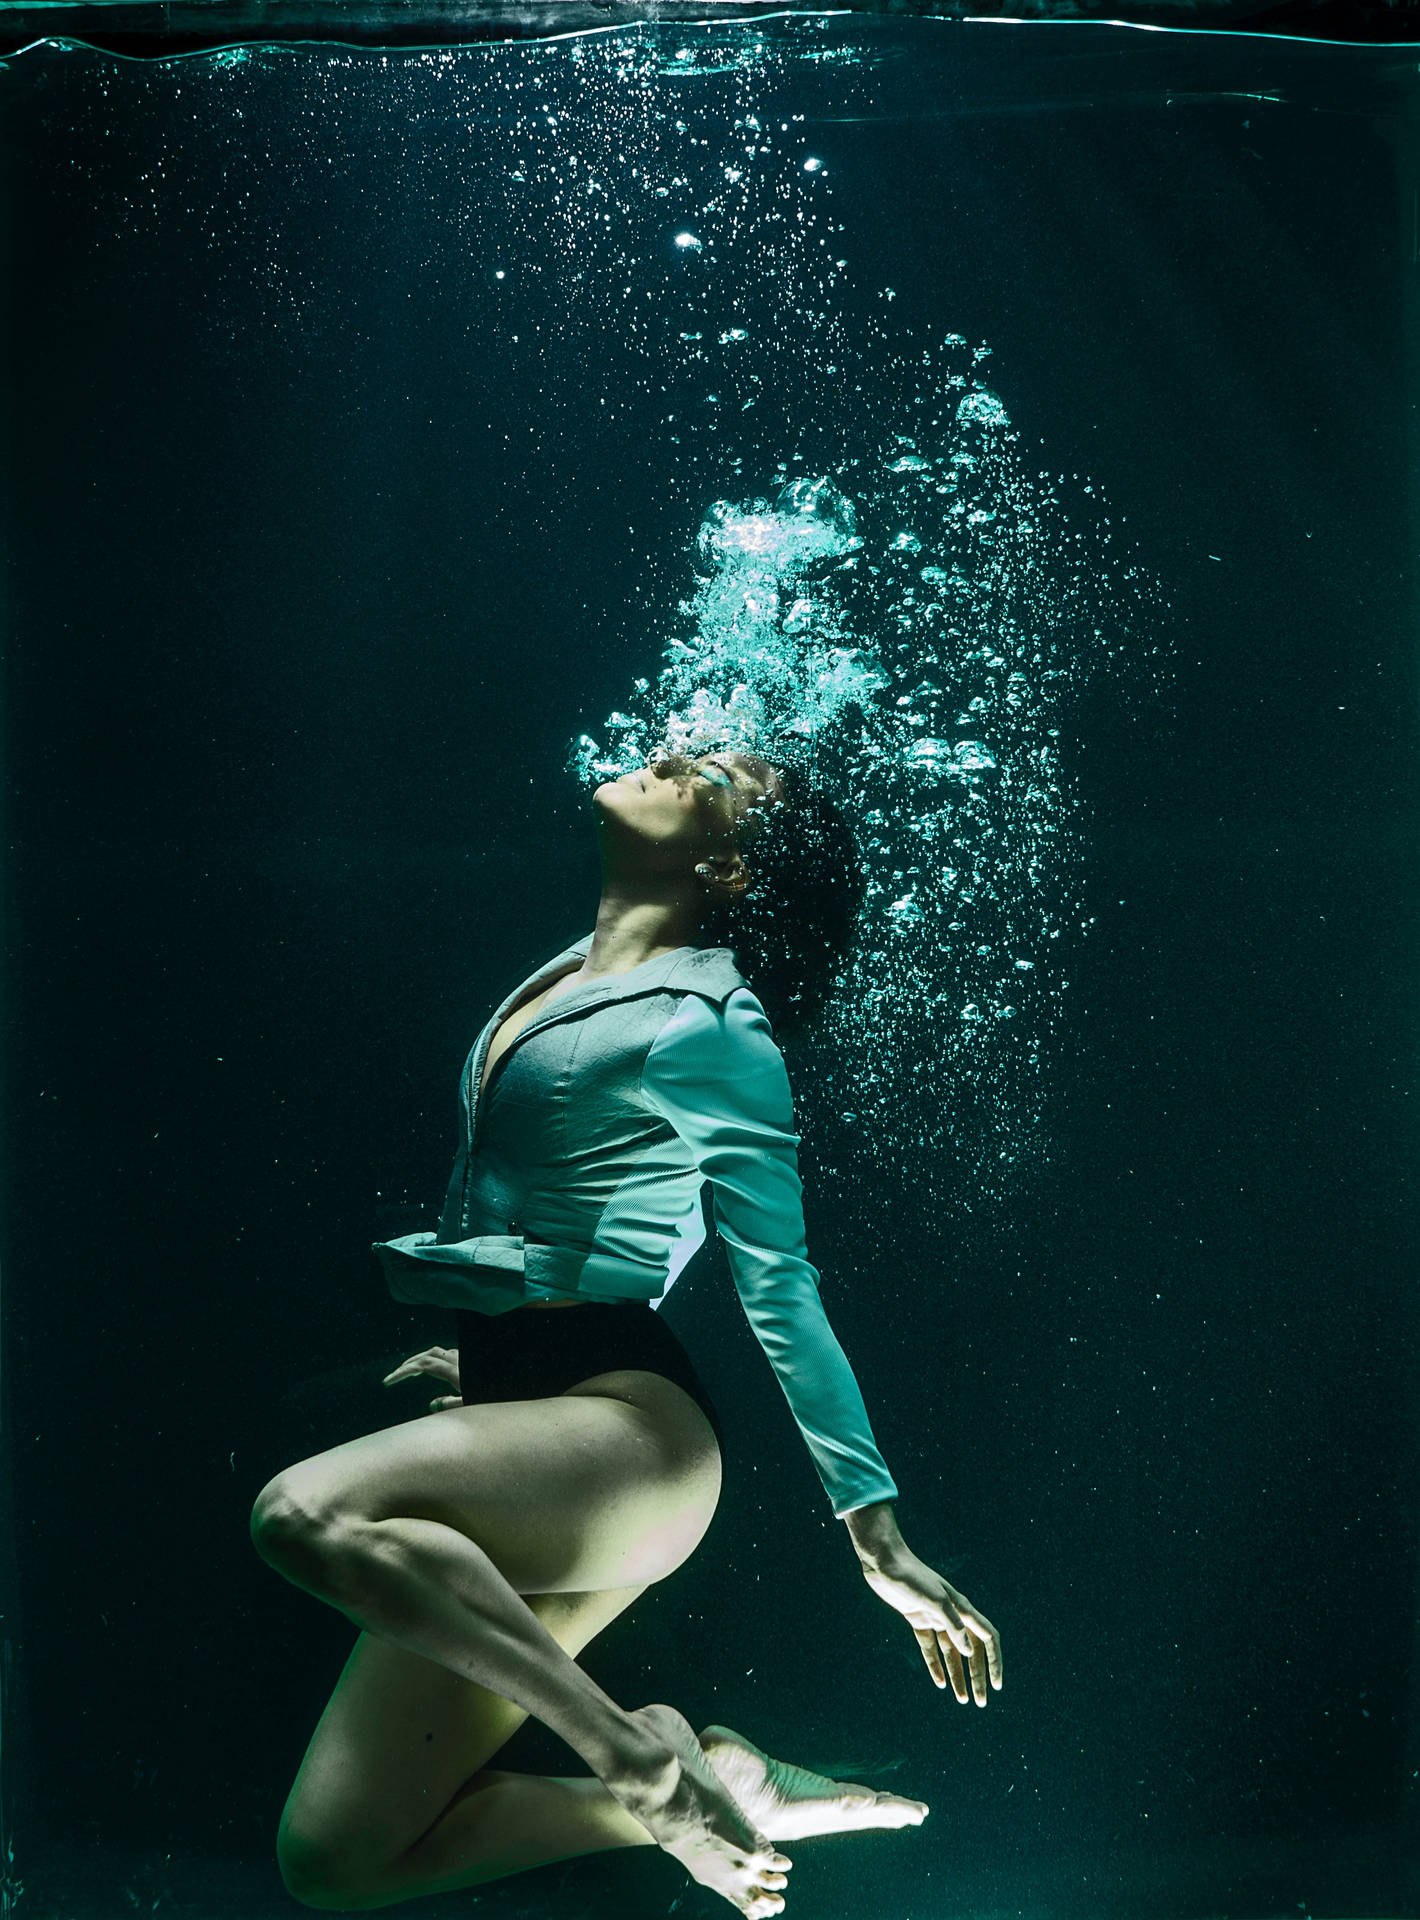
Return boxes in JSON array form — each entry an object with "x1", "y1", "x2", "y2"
[
  {"x1": 465, "y1": 935, "x2": 751, "y2": 1136},
  {"x1": 462, "y1": 936, "x2": 592, "y2": 1123}
]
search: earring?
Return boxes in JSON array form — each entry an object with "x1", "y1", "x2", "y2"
[{"x1": 695, "y1": 864, "x2": 713, "y2": 878}]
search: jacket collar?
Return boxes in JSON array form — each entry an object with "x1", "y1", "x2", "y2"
[
  {"x1": 509, "y1": 934, "x2": 749, "y2": 1043},
  {"x1": 469, "y1": 934, "x2": 751, "y2": 1115}
]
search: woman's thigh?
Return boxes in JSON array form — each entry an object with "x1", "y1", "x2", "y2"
[
  {"x1": 256, "y1": 1370, "x2": 722, "y2": 1597},
  {"x1": 279, "y1": 1585, "x2": 645, "y2": 1882},
  {"x1": 268, "y1": 1373, "x2": 721, "y2": 1883}
]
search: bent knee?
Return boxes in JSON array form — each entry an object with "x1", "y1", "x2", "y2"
[{"x1": 250, "y1": 1475, "x2": 353, "y2": 1585}]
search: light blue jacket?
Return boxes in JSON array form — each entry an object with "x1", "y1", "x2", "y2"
[{"x1": 373, "y1": 935, "x2": 898, "y2": 1518}]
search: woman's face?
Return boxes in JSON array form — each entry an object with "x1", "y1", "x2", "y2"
[{"x1": 594, "y1": 750, "x2": 785, "y2": 872}]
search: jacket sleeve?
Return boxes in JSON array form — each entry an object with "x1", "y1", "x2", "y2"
[{"x1": 640, "y1": 987, "x2": 899, "y2": 1520}]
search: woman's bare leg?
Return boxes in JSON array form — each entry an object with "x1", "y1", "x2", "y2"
[
  {"x1": 252, "y1": 1372, "x2": 791, "y2": 1917},
  {"x1": 278, "y1": 1592, "x2": 928, "y2": 1912},
  {"x1": 276, "y1": 1589, "x2": 659, "y2": 1910}
]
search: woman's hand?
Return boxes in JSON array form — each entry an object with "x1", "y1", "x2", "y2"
[
  {"x1": 843, "y1": 1504, "x2": 1002, "y2": 1706},
  {"x1": 382, "y1": 1345, "x2": 462, "y2": 1413},
  {"x1": 858, "y1": 1546, "x2": 1002, "y2": 1705}
]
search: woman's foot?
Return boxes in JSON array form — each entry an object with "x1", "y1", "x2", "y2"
[
  {"x1": 604, "y1": 1703, "x2": 793, "y2": 1917},
  {"x1": 698, "y1": 1726, "x2": 930, "y2": 1841}
]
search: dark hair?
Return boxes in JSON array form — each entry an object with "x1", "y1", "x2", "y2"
[{"x1": 698, "y1": 761, "x2": 866, "y2": 1041}]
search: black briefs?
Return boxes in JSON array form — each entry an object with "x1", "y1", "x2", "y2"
[{"x1": 455, "y1": 1300, "x2": 724, "y2": 1449}]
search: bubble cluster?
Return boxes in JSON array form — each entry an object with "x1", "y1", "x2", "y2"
[
  {"x1": 572, "y1": 330, "x2": 1171, "y2": 1212},
  {"x1": 23, "y1": 21, "x2": 1173, "y2": 1220},
  {"x1": 570, "y1": 474, "x2": 876, "y2": 777}
]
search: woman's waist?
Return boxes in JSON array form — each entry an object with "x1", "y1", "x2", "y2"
[
  {"x1": 372, "y1": 1226, "x2": 669, "y2": 1313},
  {"x1": 454, "y1": 1150, "x2": 699, "y2": 1243},
  {"x1": 490, "y1": 1227, "x2": 581, "y2": 1308}
]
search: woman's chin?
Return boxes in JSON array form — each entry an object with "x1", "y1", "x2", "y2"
[{"x1": 592, "y1": 774, "x2": 639, "y2": 806}]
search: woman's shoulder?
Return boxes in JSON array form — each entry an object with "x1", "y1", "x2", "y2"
[
  {"x1": 659, "y1": 946, "x2": 775, "y2": 1035},
  {"x1": 642, "y1": 982, "x2": 793, "y2": 1131},
  {"x1": 661, "y1": 943, "x2": 756, "y2": 1008},
  {"x1": 648, "y1": 973, "x2": 782, "y2": 1073}
]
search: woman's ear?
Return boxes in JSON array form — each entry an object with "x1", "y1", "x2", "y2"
[{"x1": 698, "y1": 851, "x2": 750, "y2": 896}]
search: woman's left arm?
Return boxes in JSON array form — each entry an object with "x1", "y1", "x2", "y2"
[
  {"x1": 642, "y1": 987, "x2": 1004, "y2": 1704},
  {"x1": 641, "y1": 989, "x2": 902, "y2": 1517},
  {"x1": 843, "y1": 1498, "x2": 1004, "y2": 1707}
]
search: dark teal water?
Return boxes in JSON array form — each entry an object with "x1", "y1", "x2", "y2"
[{"x1": 2, "y1": 20, "x2": 1416, "y2": 1917}]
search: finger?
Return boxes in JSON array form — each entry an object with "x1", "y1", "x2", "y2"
[
  {"x1": 382, "y1": 1351, "x2": 435, "y2": 1384},
  {"x1": 429, "y1": 1395, "x2": 463, "y2": 1412},
  {"x1": 384, "y1": 1351, "x2": 460, "y2": 1388},
  {"x1": 949, "y1": 1592, "x2": 1003, "y2": 1686},
  {"x1": 962, "y1": 1610, "x2": 1004, "y2": 1690},
  {"x1": 934, "y1": 1606, "x2": 974, "y2": 1659},
  {"x1": 913, "y1": 1625, "x2": 947, "y2": 1689},
  {"x1": 968, "y1": 1635, "x2": 989, "y2": 1707},
  {"x1": 940, "y1": 1635, "x2": 969, "y2": 1705}
]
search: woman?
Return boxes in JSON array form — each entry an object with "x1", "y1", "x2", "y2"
[{"x1": 250, "y1": 747, "x2": 1002, "y2": 1917}]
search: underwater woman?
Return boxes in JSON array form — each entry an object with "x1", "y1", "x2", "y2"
[{"x1": 250, "y1": 746, "x2": 1003, "y2": 1915}]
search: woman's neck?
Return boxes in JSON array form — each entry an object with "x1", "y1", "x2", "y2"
[{"x1": 581, "y1": 884, "x2": 701, "y2": 979}]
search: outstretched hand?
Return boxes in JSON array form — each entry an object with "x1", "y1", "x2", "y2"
[
  {"x1": 382, "y1": 1345, "x2": 463, "y2": 1413},
  {"x1": 859, "y1": 1547, "x2": 1003, "y2": 1706}
]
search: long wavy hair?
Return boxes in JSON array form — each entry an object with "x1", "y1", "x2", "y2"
[{"x1": 697, "y1": 758, "x2": 866, "y2": 1042}]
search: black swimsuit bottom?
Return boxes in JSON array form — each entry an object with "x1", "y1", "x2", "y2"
[{"x1": 455, "y1": 1301, "x2": 725, "y2": 1449}]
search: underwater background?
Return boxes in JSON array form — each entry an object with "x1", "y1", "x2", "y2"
[{"x1": 2, "y1": 17, "x2": 1417, "y2": 1917}]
